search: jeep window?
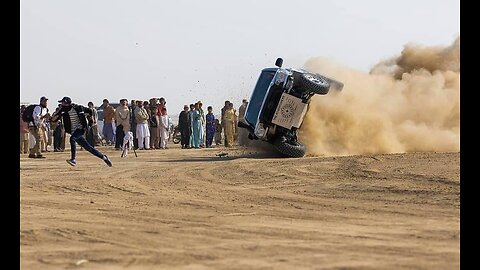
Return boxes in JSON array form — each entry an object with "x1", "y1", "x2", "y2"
[{"x1": 245, "y1": 70, "x2": 275, "y2": 126}]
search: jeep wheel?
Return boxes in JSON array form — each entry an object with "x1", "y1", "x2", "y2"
[
  {"x1": 273, "y1": 137, "x2": 306, "y2": 158},
  {"x1": 299, "y1": 73, "x2": 330, "y2": 95}
]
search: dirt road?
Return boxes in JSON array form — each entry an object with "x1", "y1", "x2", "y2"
[{"x1": 20, "y1": 145, "x2": 459, "y2": 269}]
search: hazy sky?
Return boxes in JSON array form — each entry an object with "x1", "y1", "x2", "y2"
[{"x1": 20, "y1": 0, "x2": 460, "y2": 114}]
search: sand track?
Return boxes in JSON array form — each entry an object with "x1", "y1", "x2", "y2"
[{"x1": 20, "y1": 145, "x2": 459, "y2": 269}]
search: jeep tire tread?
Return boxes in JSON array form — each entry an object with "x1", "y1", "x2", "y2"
[
  {"x1": 273, "y1": 137, "x2": 306, "y2": 158},
  {"x1": 298, "y1": 73, "x2": 330, "y2": 95}
]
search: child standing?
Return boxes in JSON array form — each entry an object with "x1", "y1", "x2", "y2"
[
  {"x1": 159, "y1": 107, "x2": 169, "y2": 149},
  {"x1": 205, "y1": 106, "x2": 215, "y2": 148},
  {"x1": 214, "y1": 118, "x2": 222, "y2": 145}
]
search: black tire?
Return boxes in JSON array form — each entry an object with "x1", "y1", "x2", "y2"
[
  {"x1": 173, "y1": 136, "x2": 181, "y2": 144},
  {"x1": 298, "y1": 73, "x2": 330, "y2": 95},
  {"x1": 273, "y1": 137, "x2": 306, "y2": 158}
]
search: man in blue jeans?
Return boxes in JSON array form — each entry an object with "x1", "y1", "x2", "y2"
[{"x1": 51, "y1": 96, "x2": 112, "y2": 167}]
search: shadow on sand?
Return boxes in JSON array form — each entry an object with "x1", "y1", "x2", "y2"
[{"x1": 145, "y1": 143, "x2": 285, "y2": 163}]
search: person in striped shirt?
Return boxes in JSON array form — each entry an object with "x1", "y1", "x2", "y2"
[{"x1": 51, "y1": 96, "x2": 112, "y2": 167}]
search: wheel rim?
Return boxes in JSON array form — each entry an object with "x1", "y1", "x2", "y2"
[{"x1": 304, "y1": 74, "x2": 327, "y2": 86}]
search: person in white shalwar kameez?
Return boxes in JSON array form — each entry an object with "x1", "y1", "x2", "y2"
[
  {"x1": 159, "y1": 108, "x2": 169, "y2": 149},
  {"x1": 134, "y1": 101, "x2": 151, "y2": 150}
]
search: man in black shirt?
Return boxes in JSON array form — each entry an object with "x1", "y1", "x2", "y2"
[
  {"x1": 178, "y1": 105, "x2": 191, "y2": 149},
  {"x1": 51, "y1": 96, "x2": 112, "y2": 167}
]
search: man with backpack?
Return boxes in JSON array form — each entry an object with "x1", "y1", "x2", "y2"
[
  {"x1": 51, "y1": 96, "x2": 112, "y2": 167},
  {"x1": 24, "y1": 96, "x2": 49, "y2": 158}
]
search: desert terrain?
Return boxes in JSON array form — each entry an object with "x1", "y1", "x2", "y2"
[{"x1": 20, "y1": 143, "x2": 459, "y2": 269}]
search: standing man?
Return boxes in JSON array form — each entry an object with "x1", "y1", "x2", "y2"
[
  {"x1": 52, "y1": 104, "x2": 65, "y2": 152},
  {"x1": 44, "y1": 116, "x2": 53, "y2": 152},
  {"x1": 87, "y1": 102, "x2": 100, "y2": 146},
  {"x1": 188, "y1": 104, "x2": 195, "y2": 148},
  {"x1": 134, "y1": 100, "x2": 151, "y2": 150},
  {"x1": 178, "y1": 105, "x2": 190, "y2": 149},
  {"x1": 197, "y1": 101, "x2": 205, "y2": 148},
  {"x1": 230, "y1": 102, "x2": 238, "y2": 143},
  {"x1": 51, "y1": 97, "x2": 112, "y2": 167},
  {"x1": 20, "y1": 105, "x2": 29, "y2": 154},
  {"x1": 149, "y1": 106, "x2": 160, "y2": 149},
  {"x1": 86, "y1": 102, "x2": 97, "y2": 146},
  {"x1": 221, "y1": 100, "x2": 230, "y2": 146},
  {"x1": 237, "y1": 99, "x2": 249, "y2": 147},
  {"x1": 221, "y1": 100, "x2": 230, "y2": 119},
  {"x1": 28, "y1": 96, "x2": 49, "y2": 158},
  {"x1": 115, "y1": 99, "x2": 130, "y2": 150},
  {"x1": 102, "y1": 99, "x2": 116, "y2": 146},
  {"x1": 190, "y1": 103, "x2": 202, "y2": 148},
  {"x1": 149, "y1": 98, "x2": 157, "y2": 110},
  {"x1": 156, "y1": 97, "x2": 166, "y2": 117},
  {"x1": 129, "y1": 100, "x2": 138, "y2": 149},
  {"x1": 223, "y1": 102, "x2": 236, "y2": 147}
]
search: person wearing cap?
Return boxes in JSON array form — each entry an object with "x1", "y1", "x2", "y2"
[
  {"x1": 51, "y1": 97, "x2": 112, "y2": 167},
  {"x1": 27, "y1": 96, "x2": 49, "y2": 158}
]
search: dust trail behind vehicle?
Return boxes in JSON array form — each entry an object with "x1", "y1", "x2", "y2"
[{"x1": 300, "y1": 37, "x2": 460, "y2": 156}]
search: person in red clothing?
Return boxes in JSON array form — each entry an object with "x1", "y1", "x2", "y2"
[{"x1": 156, "y1": 97, "x2": 166, "y2": 116}]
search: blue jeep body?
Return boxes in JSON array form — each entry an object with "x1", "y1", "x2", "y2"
[{"x1": 239, "y1": 58, "x2": 343, "y2": 157}]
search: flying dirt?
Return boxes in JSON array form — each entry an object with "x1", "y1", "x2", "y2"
[{"x1": 300, "y1": 37, "x2": 460, "y2": 156}]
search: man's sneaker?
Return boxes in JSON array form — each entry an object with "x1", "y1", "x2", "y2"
[
  {"x1": 35, "y1": 155, "x2": 46, "y2": 159},
  {"x1": 103, "y1": 155, "x2": 112, "y2": 167},
  {"x1": 66, "y1": 159, "x2": 77, "y2": 166},
  {"x1": 28, "y1": 154, "x2": 36, "y2": 158}
]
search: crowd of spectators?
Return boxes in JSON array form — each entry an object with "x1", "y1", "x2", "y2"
[{"x1": 20, "y1": 96, "x2": 251, "y2": 157}]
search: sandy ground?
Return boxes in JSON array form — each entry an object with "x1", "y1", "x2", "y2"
[{"x1": 20, "y1": 143, "x2": 459, "y2": 269}]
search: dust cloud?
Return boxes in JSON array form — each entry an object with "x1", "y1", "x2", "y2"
[{"x1": 300, "y1": 37, "x2": 460, "y2": 156}]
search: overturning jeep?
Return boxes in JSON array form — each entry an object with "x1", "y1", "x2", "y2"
[{"x1": 238, "y1": 58, "x2": 343, "y2": 157}]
